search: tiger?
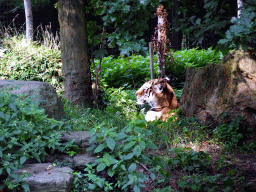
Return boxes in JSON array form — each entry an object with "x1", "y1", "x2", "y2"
[{"x1": 135, "y1": 78, "x2": 178, "y2": 121}]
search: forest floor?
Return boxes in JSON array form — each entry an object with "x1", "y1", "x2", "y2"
[{"x1": 141, "y1": 142, "x2": 256, "y2": 192}]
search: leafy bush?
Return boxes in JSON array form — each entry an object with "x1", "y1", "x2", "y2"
[
  {"x1": 93, "y1": 55, "x2": 158, "y2": 89},
  {"x1": 0, "y1": 91, "x2": 73, "y2": 191},
  {"x1": 84, "y1": 120, "x2": 158, "y2": 192},
  {"x1": 103, "y1": 87, "x2": 138, "y2": 120},
  {"x1": 218, "y1": 1, "x2": 256, "y2": 51},
  {"x1": 168, "y1": 147, "x2": 211, "y2": 173},
  {"x1": 167, "y1": 47, "x2": 223, "y2": 82},
  {"x1": 213, "y1": 116, "x2": 244, "y2": 150},
  {"x1": 178, "y1": 173, "x2": 221, "y2": 192}
]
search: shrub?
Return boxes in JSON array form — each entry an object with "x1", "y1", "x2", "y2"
[
  {"x1": 167, "y1": 47, "x2": 223, "y2": 82},
  {"x1": 213, "y1": 116, "x2": 244, "y2": 150},
  {"x1": 84, "y1": 120, "x2": 158, "y2": 192},
  {"x1": 0, "y1": 91, "x2": 73, "y2": 191},
  {"x1": 93, "y1": 55, "x2": 158, "y2": 89}
]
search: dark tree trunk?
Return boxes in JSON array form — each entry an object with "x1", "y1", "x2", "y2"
[
  {"x1": 170, "y1": 0, "x2": 182, "y2": 50},
  {"x1": 58, "y1": 0, "x2": 93, "y2": 107}
]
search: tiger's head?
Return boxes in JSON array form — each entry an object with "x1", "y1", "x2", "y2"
[{"x1": 135, "y1": 78, "x2": 178, "y2": 121}]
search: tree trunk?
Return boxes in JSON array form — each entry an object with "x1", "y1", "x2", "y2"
[
  {"x1": 170, "y1": 0, "x2": 182, "y2": 50},
  {"x1": 155, "y1": 5, "x2": 170, "y2": 78},
  {"x1": 24, "y1": 0, "x2": 33, "y2": 40},
  {"x1": 58, "y1": 0, "x2": 93, "y2": 107},
  {"x1": 237, "y1": 0, "x2": 243, "y2": 18}
]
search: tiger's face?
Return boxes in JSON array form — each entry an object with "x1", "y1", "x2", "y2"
[
  {"x1": 135, "y1": 78, "x2": 169, "y2": 108},
  {"x1": 135, "y1": 78, "x2": 179, "y2": 121}
]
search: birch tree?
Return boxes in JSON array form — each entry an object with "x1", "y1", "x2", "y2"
[
  {"x1": 24, "y1": 0, "x2": 33, "y2": 40},
  {"x1": 237, "y1": 0, "x2": 243, "y2": 18}
]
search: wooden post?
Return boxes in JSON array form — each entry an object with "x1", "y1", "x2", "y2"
[{"x1": 149, "y1": 42, "x2": 154, "y2": 80}]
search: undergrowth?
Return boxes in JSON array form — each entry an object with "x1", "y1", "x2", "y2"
[
  {"x1": 0, "y1": 91, "x2": 74, "y2": 191},
  {"x1": 0, "y1": 29, "x2": 255, "y2": 192}
]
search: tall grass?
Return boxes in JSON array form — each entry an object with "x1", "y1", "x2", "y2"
[{"x1": 0, "y1": 23, "x2": 64, "y2": 96}]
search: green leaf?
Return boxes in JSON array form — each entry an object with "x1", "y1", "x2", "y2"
[
  {"x1": 146, "y1": 141, "x2": 158, "y2": 149},
  {"x1": 88, "y1": 183, "x2": 96, "y2": 190},
  {"x1": 117, "y1": 132, "x2": 127, "y2": 140},
  {"x1": 139, "y1": 141, "x2": 146, "y2": 149},
  {"x1": 196, "y1": 18, "x2": 201, "y2": 25},
  {"x1": 21, "y1": 182, "x2": 30, "y2": 192},
  {"x1": 9, "y1": 103, "x2": 17, "y2": 112},
  {"x1": 128, "y1": 163, "x2": 136, "y2": 172},
  {"x1": 226, "y1": 169, "x2": 235, "y2": 176},
  {"x1": 121, "y1": 164, "x2": 126, "y2": 171},
  {"x1": 6, "y1": 167, "x2": 11, "y2": 175},
  {"x1": 0, "y1": 146, "x2": 2, "y2": 158},
  {"x1": 89, "y1": 134, "x2": 98, "y2": 144},
  {"x1": 134, "y1": 184, "x2": 140, "y2": 192},
  {"x1": 94, "y1": 143, "x2": 106, "y2": 153},
  {"x1": 106, "y1": 137, "x2": 116, "y2": 151},
  {"x1": 93, "y1": 49, "x2": 108, "y2": 59},
  {"x1": 20, "y1": 156, "x2": 27, "y2": 164},
  {"x1": 150, "y1": 173, "x2": 156, "y2": 180},
  {"x1": 97, "y1": 163, "x2": 107, "y2": 172},
  {"x1": 191, "y1": 184, "x2": 198, "y2": 190},
  {"x1": 107, "y1": 167, "x2": 115, "y2": 177},
  {"x1": 122, "y1": 178, "x2": 133, "y2": 189},
  {"x1": 123, "y1": 141, "x2": 136, "y2": 151},
  {"x1": 122, "y1": 153, "x2": 134, "y2": 160},
  {"x1": 133, "y1": 146, "x2": 142, "y2": 157},
  {"x1": 223, "y1": 177, "x2": 234, "y2": 185},
  {"x1": 191, "y1": 154, "x2": 198, "y2": 160}
]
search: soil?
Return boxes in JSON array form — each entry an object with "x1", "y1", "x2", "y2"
[{"x1": 140, "y1": 142, "x2": 256, "y2": 192}]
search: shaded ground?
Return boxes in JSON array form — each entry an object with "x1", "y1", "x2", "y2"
[{"x1": 141, "y1": 142, "x2": 256, "y2": 192}]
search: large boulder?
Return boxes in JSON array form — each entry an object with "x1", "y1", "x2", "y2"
[
  {"x1": 180, "y1": 49, "x2": 256, "y2": 128},
  {"x1": 0, "y1": 80, "x2": 67, "y2": 121}
]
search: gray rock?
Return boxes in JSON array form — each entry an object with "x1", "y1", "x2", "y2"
[
  {"x1": 55, "y1": 153, "x2": 97, "y2": 170},
  {"x1": 61, "y1": 131, "x2": 91, "y2": 147},
  {"x1": 0, "y1": 80, "x2": 67, "y2": 121},
  {"x1": 14, "y1": 163, "x2": 73, "y2": 192},
  {"x1": 13, "y1": 131, "x2": 97, "y2": 191},
  {"x1": 180, "y1": 49, "x2": 256, "y2": 128}
]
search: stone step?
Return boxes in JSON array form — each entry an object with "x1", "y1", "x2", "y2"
[{"x1": 14, "y1": 163, "x2": 73, "y2": 192}]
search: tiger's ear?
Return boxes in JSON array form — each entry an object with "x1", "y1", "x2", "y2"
[
  {"x1": 158, "y1": 78, "x2": 168, "y2": 91},
  {"x1": 162, "y1": 77, "x2": 170, "y2": 82}
]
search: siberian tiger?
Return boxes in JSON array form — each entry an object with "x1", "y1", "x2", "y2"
[{"x1": 135, "y1": 78, "x2": 178, "y2": 121}]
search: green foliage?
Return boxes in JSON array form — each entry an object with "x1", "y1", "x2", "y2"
[
  {"x1": 152, "y1": 186, "x2": 173, "y2": 192},
  {"x1": 93, "y1": 54, "x2": 158, "y2": 89},
  {"x1": 213, "y1": 117, "x2": 244, "y2": 150},
  {"x1": 175, "y1": 0, "x2": 256, "y2": 51},
  {"x1": 147, "y1": 116, "x2": 207, "y2": 148},
  {"x1": 168, "y1": 47, "x2": 223, "y2": 81},
  {"x1": 103, "y1": 87, "x2": 138, "y2": 119},
  {"x1": 99, "y1": 0, "x2": 162, "y2": 56},
  {"x1": 178, "y1": 173, "x2": 221, "y2": 192},
  {"x1": 0, "y1": 91, "x2": 73, "y2": 191},
  {"x1": 174, "y1": 0, "x2": 234, "y2": 47},
  {"x1": 71, "y1": 168, "x2": 114, "y2": 192},
  {"x1": 94, "y1": 48, "x2": 222, "y2": 89},
  {"x1": 0, "y1": 36, "x2": 64, "y2": 96},
  {"x1": 85, "y1": 120, "x2": 158, "y2": 191},
  {"x1": 218, "y1": 1, "x2": 256, "y2": 51},
  {"x1": 168, "y1": 147, "x2": 211, "y2": 173}
]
